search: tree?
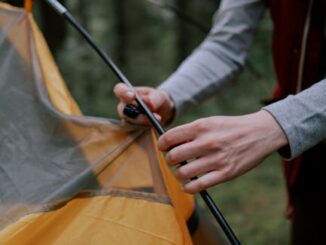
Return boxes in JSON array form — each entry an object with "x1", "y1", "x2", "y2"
[
  {"x1": 39, "y1": 0, "x2": 67, "y2": 54},
  {"x1": 175, "y1": 0, "x2": 189, "y2": 64},
  {"x1": 112, "y1": 0, "x2": 127, "y2": 67}
]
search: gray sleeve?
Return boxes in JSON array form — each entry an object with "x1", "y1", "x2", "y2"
[
  {"x1": 263, "y1": 79, "x2": 326, "y2": 159},
  {"x1": 158, "y1": 0, "x2": 266, "y2": 116}
]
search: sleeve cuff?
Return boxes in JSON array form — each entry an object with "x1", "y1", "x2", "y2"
[{"x1": 263, "y1": 99, "x2": 298, "y2": 160}]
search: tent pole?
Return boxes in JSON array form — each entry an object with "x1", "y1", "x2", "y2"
[{"x1": 44, "y1": 1, "x2": 241, "y2": 244}]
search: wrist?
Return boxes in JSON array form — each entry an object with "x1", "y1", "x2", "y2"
[{"x1": 258, "y1": 110, "x2": 289, "y2": 151}]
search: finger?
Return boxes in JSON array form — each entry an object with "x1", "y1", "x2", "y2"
[
  {"x1": 113, "y1": 83, "x2": 135, "y2": 103},
  {"x1": 158, "y1": 123, "x2": 196, "y2": 151},
  {"x1": 114, "y1": 84, "x2": 162, "y2": 115},
  {"x1": 174, "y1": 157, "x2": 216, "y2": 180},
  {"x1": 165, "y1": 140, "x2": 208, "y2": 166},
  {"x1": 140, "y1": 94, "x2": 164, "y2": 113},
  {"x1": 153, "y1": 113, "x2": 162, "y2": 122},
  {"x1": 146, "y1": 90, "x2": 168, "y2": 111},
  {"x1": 134, "y1": 86, "x2": 153, "y2": 95},
  {"x1": 117, "y1": 102, "x2": 126, "y2": 117},
  {"x1": 182, "y1": 171, "x2": 223, "y2": 194},
  {"x1": 118, "y1": 102, "x2": 161, "y2": 125}
]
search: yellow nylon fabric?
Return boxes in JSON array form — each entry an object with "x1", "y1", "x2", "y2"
[
  {"x1": 0, "y1": 196, "x2": 184, "y2": 245},
  {"x1": 24, "y1": 0, "x2": 33, "y2": 12},
  {"x1": 152, "y1": 133, "x2": 195, "y2": 245},
  {"x1": 29, "y1": 14, "x2": 82, "y2": 116}
]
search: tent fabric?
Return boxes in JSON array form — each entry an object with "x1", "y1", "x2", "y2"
[
  {"x1": 24, "y1": 0, "x2": 33, "y2": 12},
  {"x1": 0, "y1": 2, "x2": 224, "y2": 244}
]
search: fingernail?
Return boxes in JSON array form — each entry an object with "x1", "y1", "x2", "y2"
[
  {"x1": 154, "y1": 113, "x2": 162, "y2": 121},
  {"x1": 126, "y1": 91, "x2": 134, "y2": 99}
]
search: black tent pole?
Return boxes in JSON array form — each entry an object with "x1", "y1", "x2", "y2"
[{"x1": 44, "y1": 1, "x2": 240, "y2": 244}]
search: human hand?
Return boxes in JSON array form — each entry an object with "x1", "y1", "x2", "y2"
[
  {"x1": 158, "y1": 110, "x2": 288, "y2": 194},
  {"x1": 114, "y1": 83, "x2": 175, "y2": 125}
]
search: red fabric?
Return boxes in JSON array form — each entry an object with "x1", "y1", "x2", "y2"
[{"x1": 267, "y1": 0, "x2": 325, "y2": 219}]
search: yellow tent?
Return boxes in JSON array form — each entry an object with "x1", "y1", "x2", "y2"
[{"x1": 0, "y1": 1, "x2": 224, "y2": 244}]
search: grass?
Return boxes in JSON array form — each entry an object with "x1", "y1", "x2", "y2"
[{"x1": 197, "y1": 154, "x2": 290, "y2": 244}]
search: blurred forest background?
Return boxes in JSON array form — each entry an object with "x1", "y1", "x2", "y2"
[{"x1": 5, "y1": 0, "x2": 289, "y2": 243}]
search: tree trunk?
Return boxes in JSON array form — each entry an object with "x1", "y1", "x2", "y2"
[
  {"x1": 39, "y1": 0, "x2": 67, "y2": 54},
  {"x1": 112, "y1": 0, "x2": 127, "y2": 67},
  {"x1": 175, "y1": 0, "x2": 189, "y2": 64}
]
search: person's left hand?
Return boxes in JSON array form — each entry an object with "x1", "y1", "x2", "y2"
[{"x1": 158, "y1": 110, "x2": 288, "y2": 194}]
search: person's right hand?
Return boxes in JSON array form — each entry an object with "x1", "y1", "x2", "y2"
[{"x1": 114, "y1": 83, "x2": 175, "y2": 125}]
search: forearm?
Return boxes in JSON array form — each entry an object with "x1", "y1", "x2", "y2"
[
  {"x1": 264, "y1": 79, "x2": 326, "y2": 159},
  {"x1": 159, "y1": 0, "x2": 266, "y2": 116}
]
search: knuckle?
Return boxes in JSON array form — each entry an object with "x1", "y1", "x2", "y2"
[
  {"x1": 200, "y1": 140, "x2": 215, "y2": 150},
  {"x1": 193, "y1": 119, "x2": 208, "y2": 132},
  {"x1": 176, "y1": 167, "x2": 189, "y2": 180},
  {"x1": 197, "y1": 178, "x2": 209, "y2": 190},
  {"x1": 199, "y1": 137, "x2": 221, "y2": 153},
  {"x1": 163, "y1": 134, "x2": 174, "y2": 147},
  {"x1": 222, "y1": 164, "x2": 236, "y2": 180},
  {"x1": 185, "y1": 186, "x2": 196, "y2": 194},
  {"x1": 167, "y1": 150, "x2": 179, "y2": 164}
]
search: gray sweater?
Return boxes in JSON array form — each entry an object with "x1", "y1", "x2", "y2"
[{"x1": 159, "y1": 0, "x2": 326, "y2": 159}]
